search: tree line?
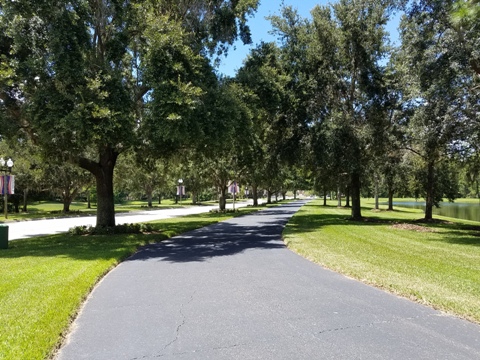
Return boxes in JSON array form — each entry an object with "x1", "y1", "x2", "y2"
[{"x1": 1, "y1": 0, "x2": 478, "y2": 226}]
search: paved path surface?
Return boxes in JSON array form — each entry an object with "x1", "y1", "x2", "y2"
[
  {"x1": 56, "y1": 201, "x2": 480, "y2": 360},
  {"x1": 7, "y1": 202, "x2": 252, "y2": 241}
]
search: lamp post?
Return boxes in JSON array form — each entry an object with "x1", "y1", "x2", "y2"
[
  {"x1": 178, "y1": 178, "x2": 183, "y2": 204},
  {"x1": 231, "y1": 181, "x2": 237, "y2": 211},
  {"x1": 0, "y1": 158, "x2": 14, "y2": 219}
]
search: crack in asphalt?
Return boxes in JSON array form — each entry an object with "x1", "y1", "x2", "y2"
[
  {"x1": 212, "y1": 342, "x2": 247, "y2": 351},
  {"x1": 312, "y1": 314, "x2": 432, "y2": 337},
  {"x1": 134, "y1": 343, "x2": 249, "y2": 359},
  {"x1": 161, "y1": 291, "x2": 196, "y2": 352},
  {"x1": 128, "y1": 313, "x2": 462, "y2": 360}
]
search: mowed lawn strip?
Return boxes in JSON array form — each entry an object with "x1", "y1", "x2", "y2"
[
  {"x1": 0, "y1": 206, "x2": 266, "y2": 360},
  {"x1": 283, "y1": 200, "x2": 480, "y2": 323}
]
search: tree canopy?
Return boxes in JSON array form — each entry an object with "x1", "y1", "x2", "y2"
[
  {"x1": 0, "y1": 0, "x2": 259, "y2": 226},
  {"x1": 1, "y1": 0, "x2": 479, "y2": 223}
]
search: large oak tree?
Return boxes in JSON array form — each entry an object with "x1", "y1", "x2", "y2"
[{"x1": 0, "y1": 0, "x2": 258, "y2": 227}]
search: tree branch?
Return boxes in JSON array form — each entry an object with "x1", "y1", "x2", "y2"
[
  {"x1": 136, "y1": 85, "x2": 151, "y2": 102},
  {"x1": 403, "y1": 146, "x2": 426, "y2": 159},
  {"x1": 76, "y1": 156, "x2": 101, "y2": 177}
]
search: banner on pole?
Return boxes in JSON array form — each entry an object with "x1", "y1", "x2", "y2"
[
  {"x1": 229, "y1": 181, "x2": 239, "y2": 194},
  {"x1": 0, "y1": 175, "x2": 14, "y2": 195},
  {"x1": 176, "y1": 186, "x2": 185, "y2": 196}
]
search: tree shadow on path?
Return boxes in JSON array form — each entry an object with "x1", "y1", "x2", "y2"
[{"x1": 127, "y1": 202, "x2": 307, "y2": 263}]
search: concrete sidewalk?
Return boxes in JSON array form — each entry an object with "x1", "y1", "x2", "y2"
[
  {"x1": 56, "y1": 201, "x2": 480, "y2": 359},
  {"x1": 7, "y1": 201, "x2": 253, "y2": 241}
]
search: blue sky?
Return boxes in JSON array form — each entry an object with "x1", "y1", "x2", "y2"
[{"x1": 217, "y1": 0, "x2": 401, "y2": 77}]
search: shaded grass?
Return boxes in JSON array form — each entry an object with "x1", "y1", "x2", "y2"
[
  {"x1": 284, "y1": 200, "x2": 480, "y2": 323},
  {"x1": 0, "y1": 207, "x2": 261, "y2": 360}
]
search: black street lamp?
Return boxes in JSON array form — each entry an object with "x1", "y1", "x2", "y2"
[{"x1": 0, "y1": 158, "x2": 14, "y2": 219}]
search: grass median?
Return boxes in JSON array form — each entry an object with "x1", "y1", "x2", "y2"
[
  {"x1": 0, "y1": 205, "x2": 268, "y2": 360},
  {"x1": 284, "y1": 200, "x2": 480, "y2": 323}
]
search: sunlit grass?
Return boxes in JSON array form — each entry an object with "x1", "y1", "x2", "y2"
[
  {"x1": 284, "y1": 200, "x2": 480, "y2": 323},
  {"x1": 0, "y1": 206, "x2": 262, "y2": 360}
]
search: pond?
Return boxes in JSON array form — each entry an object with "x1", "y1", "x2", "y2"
[{"x1": 390, "y1": 201, "x2": 480, "y2": 222}]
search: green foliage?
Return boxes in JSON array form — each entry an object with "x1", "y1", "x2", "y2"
[
  {"x1": 68, "y1": 223, "x2": 154, "y2": 236},
  {"x1": 408, "y1": 155, "x2": 460, "y2": 204},
  {"x1": 0, "y1": 138, "x2": 44, "y2": 204},
  {"x1": 209, "y1": 208, "x2": 239, "y2": 214},
  {"x1": 114, "y1": 151, "x2": 172, "y2": 206},
  {"x1": 395, "y1": 0, "x2": 474, "y2": 218},
  {"x1": 236, "y1": 41, "x2": 291, "y2": 201},
  {"x1": 0, "y1": 0, "x2": 260, "y2": 227},
  {"x1": 451, "y1": 0, "x2": 480, "y2": 29},
  {"x1": 295, "y1": 0, "x2": 396, "y2": 219}
]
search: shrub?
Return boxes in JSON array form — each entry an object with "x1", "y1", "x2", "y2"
[
  {"x1": 209, "y1": 208, "x2": 239, "y2": 214},
  {"x1": 68, "y1": 223, "x2": 154, "y2": 236}
]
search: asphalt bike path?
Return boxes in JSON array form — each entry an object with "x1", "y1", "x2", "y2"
[{"x1": 56, "y1": 201, "x2": 480, "y2": 359}]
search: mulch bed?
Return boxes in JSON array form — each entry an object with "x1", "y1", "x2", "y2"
[{"x1": 391, "y1": 223, "x2": 437, "y2": 232}]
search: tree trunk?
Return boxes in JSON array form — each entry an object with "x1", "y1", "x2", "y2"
[
  {"x1": 87, "y1": 191, "x2": 91, "y2": 209},
  {"x1": 219, "y1": 186, "x2": 227, "y2": 210},
  {"x1": 95, "y1": 167, "x2": 115, "y2": 226},
  {"x1": 425, "y1": 160, "x2": 435, "y2": 221},
  {"x1": 23, "y1": 188, "x2": 28, "y2": 212},
  {"x1": 11, "y1": 195, "x2": 20, "y2": 213},
  {"x1": 374, "y1": 173, "x2": 379, "y2": 210},
  {"x1": 337, "y1": 185, "x2": 342, "y2": 207},
  {"x1": 323, "y1": 191, "x2": 327, "y2": 206},
  {"x1": 158, "y1": 194, "x2": 162, "y2": 204},
  {"x1": 267, "y1": 190, "x2": 272, "y2": 204},
  {"x1": 345, "y1": 188, "x2": 350, "y2": 207},
  {"x1": 78, "y1": 147, "x2": 118, "y2": 228},
  {"x1": 294, "y1": 190, "x2": 297, "y2": 200},
  {"x1": 476, "y1": 179, "x2": 479, "y2": 202},
  {"x1": 63, "y1": 198, "x2": 71, "y2": 213},
  {"x1": 62, "y1": 189, "x2": 73, "y2": 213},
  {"x1": 388, "y1": 189, "x2": 394, "y2": 211},
  {"x1": 192, "y1": 190, "x2": 198, "y2": 204},
  {"x1": 350, "y1": 172, "x2": 362, "y2": 221},
  {"x1": 147, "y1": 190, "x2": 153, "y2": 208},
  {"x1": 252, "y1": 184, "x2": 258, "y2": 206},
  {"x1": 282, "y1": 191, "x2": 286, "y2": 201},
  {"x1": 275, "y1": 193, "x2": 278, "y2": 202}
]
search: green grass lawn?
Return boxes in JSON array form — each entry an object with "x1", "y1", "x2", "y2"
[
  {"x1": 284, "y1": 200, "x2": 480, "y2": 324},
  {"x1": 0, "y1": 206, "x2": 263, "y2": 360}
]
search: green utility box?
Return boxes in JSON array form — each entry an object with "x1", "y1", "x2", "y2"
[{"x1": 0, "y1": 225, "x2": 8, "y2": 249}]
